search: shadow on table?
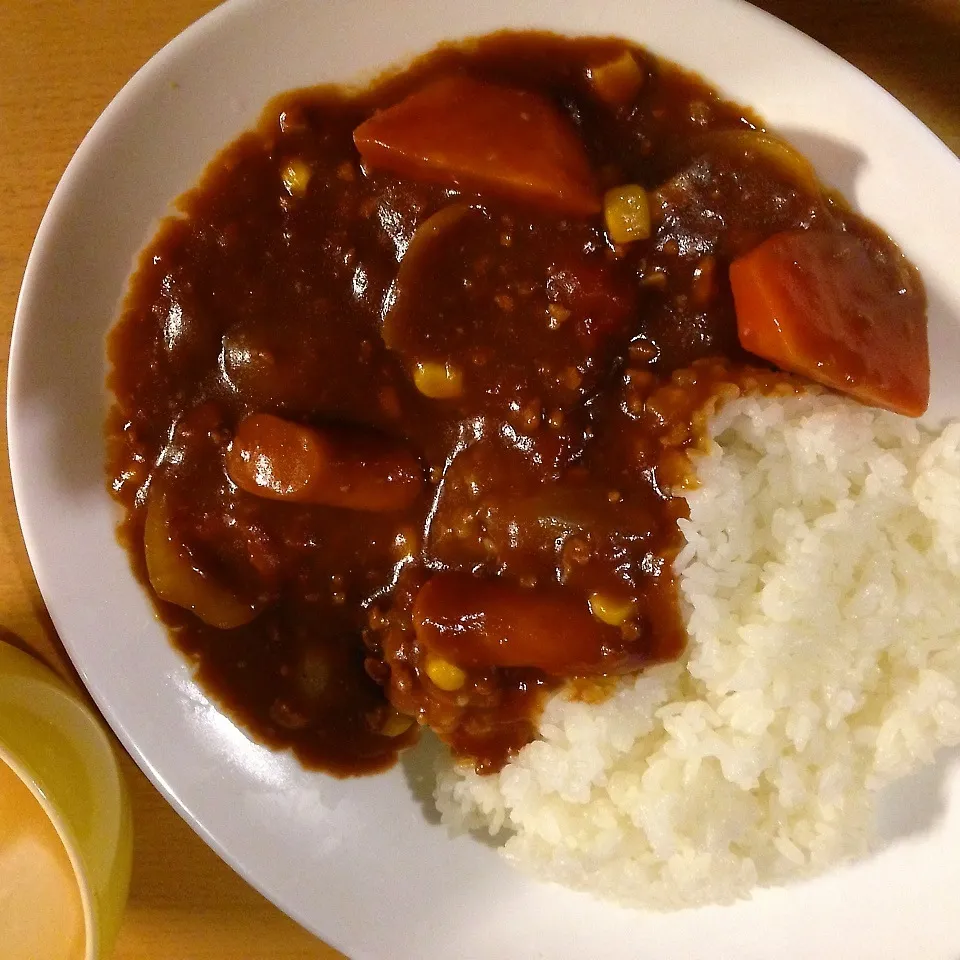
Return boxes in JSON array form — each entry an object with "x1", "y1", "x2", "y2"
[{"x1": 749, "y1": 0, "x2": 960, "y2": 153}]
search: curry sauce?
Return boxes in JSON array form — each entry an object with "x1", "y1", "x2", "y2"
[{"x1": 106, "y1": 32, "x2": 925, "y2": 775}]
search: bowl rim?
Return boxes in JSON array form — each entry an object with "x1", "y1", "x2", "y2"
[
  {"x1": 0, "y1": 744, "x2": 98, "y2": 960},
  {"x1": 0, "y1": 640, "x2": 131, "y2": 959}
]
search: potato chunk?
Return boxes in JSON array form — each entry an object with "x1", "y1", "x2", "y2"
[{"x1": 143, "y1": 485, "x2": 257, "y2": 629}]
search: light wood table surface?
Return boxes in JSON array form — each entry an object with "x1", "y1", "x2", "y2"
[{"x1": 1, "y1": 2, "x2": 957, "y2": 957}]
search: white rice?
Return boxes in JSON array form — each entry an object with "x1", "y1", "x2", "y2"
[{"x1": 434, "y1": 392, "x2": 960, "y2": 909}]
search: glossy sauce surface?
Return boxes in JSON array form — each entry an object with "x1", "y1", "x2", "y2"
[{"x1": 106, "y1": 32, "x2": 922, "y2": 775}]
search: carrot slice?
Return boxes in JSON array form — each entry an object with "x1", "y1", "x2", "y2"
[
  {"x1": 412, "y1": 571, "x2": 645, "y2": 676},
  {"x1": 227, "y1": 413, "x2": 423, "y2": 512},
  {"x1": 353, "y1": 76, "x2": 600, "y2": 216},
  {"x1": 730, "y1": 229, "x2": 929, "y2": 416}
]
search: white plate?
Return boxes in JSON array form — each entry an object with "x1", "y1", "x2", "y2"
[{"x1": 9, "y1": 0, "x2": 960, "y2": 957}]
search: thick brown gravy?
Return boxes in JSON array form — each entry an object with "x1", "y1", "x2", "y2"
[{"x1": 106, "y1": 32, "x2": 923, "y2": 775}]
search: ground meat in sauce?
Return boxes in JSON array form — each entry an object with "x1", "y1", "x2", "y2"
[{"x1": 105, "y1": 32, "x2": 924, "y2": 776}]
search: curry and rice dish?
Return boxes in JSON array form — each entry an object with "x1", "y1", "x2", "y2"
[{"x1": 108, "y1": 32, "x2": 958, "y2": 906}]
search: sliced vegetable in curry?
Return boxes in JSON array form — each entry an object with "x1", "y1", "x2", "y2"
[{"x1": 106, "y1": 31, "x2": 928, "y2": 777}]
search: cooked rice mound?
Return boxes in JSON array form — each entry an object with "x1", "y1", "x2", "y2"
[{"x1": 434, "y1": 392, "x2": 960, "y2": 908}]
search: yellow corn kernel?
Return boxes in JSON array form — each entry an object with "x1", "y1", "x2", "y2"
[
  {"x1": 562, "y1": 366, "x2": 584, "y2": 391},
  {"x1": 603, "y1": 185, "x2": 651, "y2": 244},
  {"x1": 587, "y1": 51, "x2": 645, "y2": 106},
  {"x1": 588, "y1": 591, "x2": 636, "y2": 627},
  {"x1": 640, "y1": 271, "x2": 667, "y2": 290},
  {"x1": 380, "y1": 707, "x2": 415, "y2": 738},
  {"x1": 425, "y1": 655, "x2": 466, "y2": 692},
  {"x1": 413, "y1": 361, "x2": 463, "y2": 399},
  {"x1": 547, "y1": 303, "x2": 571, "y2": 329},
  {"x1": 657, "y1": 449, "x2": 695, "y2": 493},
  {"x1": 281, "y1": 159, "x2": 312, "y2": 197}
]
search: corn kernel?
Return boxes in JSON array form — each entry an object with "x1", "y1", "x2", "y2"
[
  {"x1": 587, "y1": 51, "x2": 645, "y2": 106},
  {"x1": 562, "y1": 366, "x2": 583, "y2": 390},
  {"x1": 281, "y1": 159, "x2": 312, "y2": 197},
  {"x1": 425, "y1": 655, "x2": 466, "y2": 691},
  {"x1": 380, "y1": 707, "x2": 414, "y2": 738},
  {"x1": 603, "y1": 185, "x2": 651, "y2": 244},
  {"x1": 640, "y1": 271, "x2": 667, "y2": 290},
  {"x1": 547, "y1": 303, "x2": 571, "y2": 329},
  {"x1": 588, "y1": 591, "x2": 636, "y2": 627},
  {"x1": 413, "y1": 361, "x2": 463, "y2": 399},
  {"x1": 657, "y1": 449, "x2": 694, "y2": 493}
]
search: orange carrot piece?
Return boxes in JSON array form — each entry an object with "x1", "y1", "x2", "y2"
[
  {"x1": 412, "y1": 572, "x2": 644, "y2": 676},
  {"x1": 353, "y1": 76, "x2": 600, "y2": 216},
  {"x1": 227, "y1": 413, "x2": 423, "y2": 512},
  {"x1": 730, "y1": 229, "x2": 929, "y2": 416}
]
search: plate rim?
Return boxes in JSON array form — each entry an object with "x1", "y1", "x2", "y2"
[{"x1": 8, "y1": 0, "x2": 960, "y2": 956}]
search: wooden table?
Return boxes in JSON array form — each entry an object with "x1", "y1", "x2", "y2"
[{"x1": 0, "y1": 2, "x2": 957, "y2": 957}]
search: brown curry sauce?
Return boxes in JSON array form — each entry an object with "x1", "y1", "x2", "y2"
[{"x1": 106, "y1": 32, "x2": 924, "y2": 775}]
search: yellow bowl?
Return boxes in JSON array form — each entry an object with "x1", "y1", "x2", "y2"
[{"x1": 0, "y1": 640, "x2": 132, "y2": 959}]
